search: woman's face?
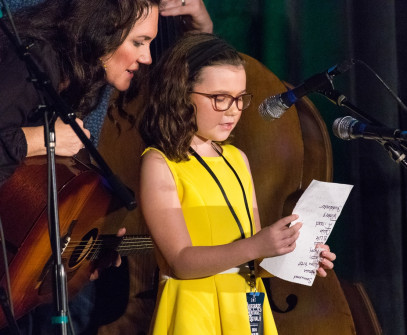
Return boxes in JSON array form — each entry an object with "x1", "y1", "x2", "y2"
[
  {"x1": 191, "y1": 64, "x2": 247, "y2": 143},
  {"x1": 101, "y1": 6, "x2": 159, "y2": 91}
]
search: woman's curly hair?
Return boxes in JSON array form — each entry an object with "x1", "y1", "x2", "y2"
[{"x1": 5, "y1": 0, "x2": 160, "y2": 117}]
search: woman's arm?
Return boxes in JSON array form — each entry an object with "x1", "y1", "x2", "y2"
[
  {"x1": 22, "y1": 118, "x2": 90, "y2": 157},
  {"x1": 0, "y1": 37, "x2": 88, "y2": 181}
]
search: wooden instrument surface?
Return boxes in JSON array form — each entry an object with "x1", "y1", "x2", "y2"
[
  {"x1": 0, "y1": 155, "x2": 153, "y2": 329},
  {"x1": 96, "y1": 54, "x2": 359, "y2": 334}
]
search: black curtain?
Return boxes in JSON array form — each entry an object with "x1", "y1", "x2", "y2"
[{"x1": 343, "y1": 2, "x2": 406, "y2": 334}]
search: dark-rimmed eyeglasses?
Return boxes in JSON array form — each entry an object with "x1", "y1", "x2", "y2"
[{"x1": 190, "y1": 92, "x2": 253, "y2": 111}]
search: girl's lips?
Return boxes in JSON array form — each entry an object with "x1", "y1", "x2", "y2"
[{"x1": 220, "y1": 122, "x2": 234, "y2": 130}]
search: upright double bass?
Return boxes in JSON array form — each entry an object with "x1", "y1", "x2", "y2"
[{"x1": 96, "y1": 51, "x2": 381, "y2": 334}]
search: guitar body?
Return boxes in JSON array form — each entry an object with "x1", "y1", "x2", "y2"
[{"x1": 0, "y1": 155, "x2": 126, "y2": 328}]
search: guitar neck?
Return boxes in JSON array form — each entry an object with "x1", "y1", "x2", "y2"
[{"x1": 89, "y1": 235, "x2": 154, "y2": 261}]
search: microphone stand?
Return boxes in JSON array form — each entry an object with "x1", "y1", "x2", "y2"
[
  {"x1": 318, "y1": 88, "x2": 407, "y2": 169},
  {"x1": 381, "y1": 140, "x2": 407, "y2": 169},
  {"x1": 0, "y1": 3, "x2": 136, "y2": 334},
  {"x1": 318, "y1": 88, "x2": 384, "y2": 126},
  {"x1": 0, "y1": 216, "x2": 20, "y2": 335},
  {"x1": 45, "y1": 112, "x2": 68, "y2": 335}
]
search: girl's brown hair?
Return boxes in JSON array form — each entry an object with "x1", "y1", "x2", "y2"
[{"x1": 139, "y1": 33, "x2": 244, "y2": 161}]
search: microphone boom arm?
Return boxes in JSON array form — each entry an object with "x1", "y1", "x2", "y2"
[
  {"x1": 318, "y1": 88, "x2": 384, "y2": 126},
  {"x1": 321, "y1": 88, "x2": 407, "y2": 169}
]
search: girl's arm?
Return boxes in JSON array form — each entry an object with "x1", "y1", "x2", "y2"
[
  {"x1": 140, "y1": 149, "x2": 301, "y2": 280},
  {"x1": 239, "y1": 150, "x2": 336, "y2": 277}
]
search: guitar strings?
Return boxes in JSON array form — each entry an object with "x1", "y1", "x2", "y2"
[
  {"x1": 61, "y1": 236, "x2": 154, "y2": 258},
  {"x1": 63, "y1": 240, "x2": 154, "y2": 249}
]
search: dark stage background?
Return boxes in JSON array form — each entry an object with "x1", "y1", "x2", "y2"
[
  {"x1": 205, "y1": 1, "x2": 407, "y2": 334},
  {"x1": 4, "y1": 1, "x2": 406, "y2": 334}
]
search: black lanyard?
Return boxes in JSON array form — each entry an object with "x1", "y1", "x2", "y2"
[{"x1": 189, "y1": 145, "x2": 256, "y2": 287}]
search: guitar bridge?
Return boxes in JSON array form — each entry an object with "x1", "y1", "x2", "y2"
[{"x1": 34, "y1": 220, "x2": 77, "y2": 289}]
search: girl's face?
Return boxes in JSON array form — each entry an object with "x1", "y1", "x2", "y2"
[
  {"x1": 101, "y1": 6, "x2": 159, "y2": 91},
  {"x1": 191, "y1": 64, "x2": 247, "y2": 143}
]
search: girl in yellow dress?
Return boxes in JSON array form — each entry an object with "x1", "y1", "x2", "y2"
[{"x1": 138, "y1": 33, "x2": 336, "y2": 335}]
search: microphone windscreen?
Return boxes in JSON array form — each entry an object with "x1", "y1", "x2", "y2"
[
  {"x1": 258, "y1": 95, "x2": 286, "y2": 121},
  {"x1": 332, "y1": 116, "x2": 355, "y2": 140}
]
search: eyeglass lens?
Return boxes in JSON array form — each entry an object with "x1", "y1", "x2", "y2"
[{"x1": 214, "y1": 94, "x2": 251, "y2": 111}]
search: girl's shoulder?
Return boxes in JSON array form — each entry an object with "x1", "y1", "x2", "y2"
[
  {"x1": 142, "y1": 147, "x2": 168, "y2": 164},
  {"x1": 221, "y1": 144, "x2": 251, "y2": 171},
  {"x1": 142, "y1": 147, "x2": 180, "y2": 170},
  {"x1": 141, "y1": 146, "x2": 180, "y2": 189},
  {"x1": 142, "y1": 146, "x2": 163, "y2": 157},
  {"x1": 221, "y1": 144, "x2": 247, "y2": 159}
]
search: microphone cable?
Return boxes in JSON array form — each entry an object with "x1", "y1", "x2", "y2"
[{"x1": 353, "y1": 59, "x2": 407, "y2": 113}]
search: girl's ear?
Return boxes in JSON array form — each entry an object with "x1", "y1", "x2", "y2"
[{"x1": 192, "y1": 102, "x2": 197, "y2": 114}]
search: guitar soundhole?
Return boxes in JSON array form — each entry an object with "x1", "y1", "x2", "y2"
[{"x1": 68, "y1": 228, "x2": 98, "y2": 268}]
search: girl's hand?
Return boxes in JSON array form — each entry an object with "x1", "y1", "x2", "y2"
[
  {"x1": 253, "y1": 214, "x2": 302, "y2": 258},
  {"x1": 316, "y1": 244, "x2": 336, "y2": 277}
]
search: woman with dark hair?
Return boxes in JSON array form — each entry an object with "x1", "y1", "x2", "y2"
[
  {"x1": 1, "y1": 1, "x2": 217, "y2": 334},
  {"x1": 0, "y1": 0, "x2": 160, "y2": 183},
  {"x1": 0, "y1": 0, "x2": 159, "y2": 333},
  {"x1": 139, "y1": 33, "x2": 336, "y2": 334},
  {"x1": 2, "y1": 0, "x2": 214, "y2": 152}
]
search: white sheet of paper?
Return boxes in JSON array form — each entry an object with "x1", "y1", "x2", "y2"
[{"x1": 259, "y1": 179, "x2": 353, "y2": 286}]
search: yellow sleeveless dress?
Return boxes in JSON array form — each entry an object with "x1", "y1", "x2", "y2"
[{"x1": 145, "y1": 144, "x2": 278, "y2": 335}]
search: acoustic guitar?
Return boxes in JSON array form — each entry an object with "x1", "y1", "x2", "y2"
[{"x1": 0, "y1": 155, "x2": 153, "y2": 329}]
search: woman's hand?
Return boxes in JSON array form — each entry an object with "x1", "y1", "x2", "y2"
[
  {"x1": 315, "y1": 244, "x2": 336, "y2": 277},
  {"x1": 54, "y1": 118, "x2": 90, "y2": 156},
  {"x1": 89, "y1": 227, "x2": 126, "y2": 281},
  {"x1": 159, "y1": 0, "x2": 213, "y2": 33},
  {"x1": 23, "y1": 117, "x2": 91, "y2": 157}
]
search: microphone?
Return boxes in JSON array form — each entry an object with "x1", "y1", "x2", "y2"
[
  {"x1": 258, "y1": 59, "x2": 354, "y2": 120},
  {"x1": 332, "y1": 116, "x2": 407, "y2": 142}
]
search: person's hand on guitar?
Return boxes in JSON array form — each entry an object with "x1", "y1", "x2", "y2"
[
  {"x1": 89, "y1": 227, "x2": 127, "y2": 281},
  {"x1": 22, "y1": 117, "x2": 91, "y2": 158},
  {"x1": 159, "y1": 0, "x2": 213, "y2": 33}
]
